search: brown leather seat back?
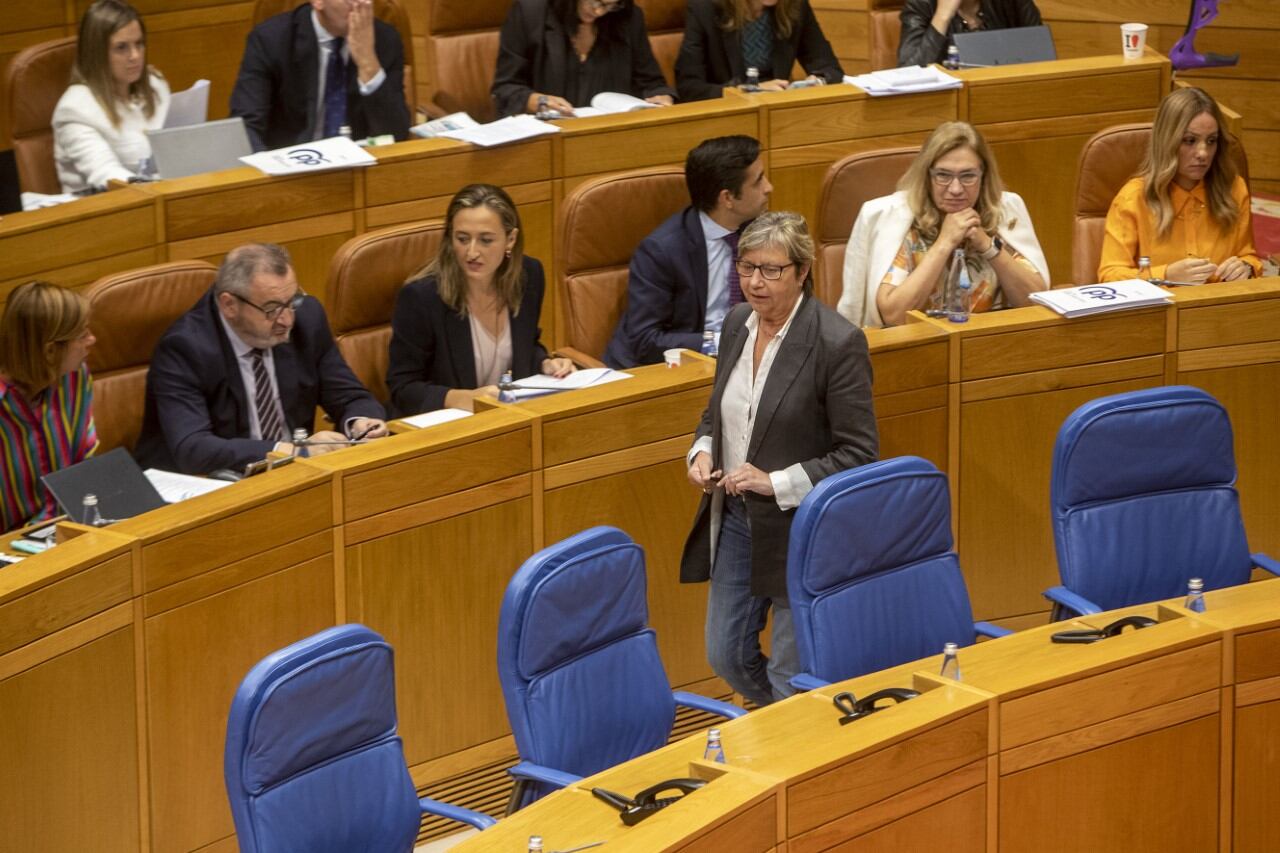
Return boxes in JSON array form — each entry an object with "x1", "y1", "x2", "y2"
[
  {"x1": 560, "y1": 166, "x2": 688, "y2": 361},
  {"x1": 327, "y1": 220, "x2": 445, "y2": 402},
  {"x1": 86, "y1": 261, "x2": 218, "y2": 453},
  {"x1": 815, "y1": 147, "x2": 918, "y2": 306},
  {"x1": 5, "y1": 37, "x2": 76, "y2": 194},
  {"x1": 637, "y1": 0, "x2": 685, "y2": 86},
  {"x1": 869, "y1": 6, "x2": 903, "y2": 71},
  {"x1": 428, "y1": 0, "x2": 510, "y2": 122},
  {"x1": 252, "y1": 0, "x2": 417, "y2": 112},
  {"x1": 1072, "y1": 121, "x2": 1251, "y2": 283}
]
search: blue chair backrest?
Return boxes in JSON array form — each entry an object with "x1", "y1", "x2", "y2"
[
  {"x1": 224, "y1": 624, "x2": 423, "y2": 853},
  {"x1": 787, "y1": 457, "x2": 977, "y2": 682},
  {"x1": 498, "y1": 527, "x2": 675, "y2": 803},
  {"x1": 1052, "y1": 386, "x2": 1252, "y2": 610}
]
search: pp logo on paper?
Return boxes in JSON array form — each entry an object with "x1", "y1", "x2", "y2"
[
  {"x1": 1078, "y1": 286, "x2": 1120, "y2": 301},
  {"x1": 286, "y1": 148, "x2": 329, "y2": 167}
]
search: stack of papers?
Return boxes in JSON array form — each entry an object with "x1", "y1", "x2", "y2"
[
  {"x1": 1029, "y1": 280, "x2": 1172, "y2": 318},
  {"x1": 410, "y1": 112, "x2": 479, "y2": 138},
  {"x1": 400, "y1": 408, "x2": 474, "y2": 429},
  {"x1": 844, "y1": 65, "x2": 963, "y2": 97},
  {"x1": 438, "y1": 115, "x2": 560, "y2": 147},
  {"x1": 240, "y1": 136, "x2": 376, "y2": 176},
  {"x1": 573, "y1": 91, "x2": 659, "y2": 118},
  {"x1": 504, "y1": 367, "x2": 632, "y2": 400},
  {"x1": 144, "y1": 469, "x2": 235, "y2": 503}
]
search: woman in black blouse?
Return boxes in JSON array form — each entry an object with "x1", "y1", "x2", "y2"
[
  {"x1": 492, "y1": 0, "x2": 675, "y2": 117},
  {"x1": 897, "y1": 0, "x2": 1042, "y2": 68},
  {"x1": 676, "y1": 0, "x2": 843, "y2": 101}
]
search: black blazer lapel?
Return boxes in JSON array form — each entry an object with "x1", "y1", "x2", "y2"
[
  {"x1": 510, "y1": 304, "x2": 535, "y2": 378},
  {"x1": 293, "y1": 6, "x2": 320, "y2": 140},
  {"x1": 771, "y1": 28, "x2": 798, "y2": 80},
  {"x1": 209, "y1": 296, "x2": 252, "y2": 438},
  {"x1": 720, "y1": 26, "x2": 744, "y2": 81},
  {"x1": 541, "y1": 13, "x2": 568, "y2": 99},
  {"x1": 444, "y1": 310, "x2": 478, "y2": 388},
  {"x1": 272, "y1": 344, "x2": 302, "y2": 432},
  {"x1": 683, "y1": 208, "x2": 711, "y2": 327},
  {"x1": 747, "y1": 295, "x2": 816, "y2": 460}
]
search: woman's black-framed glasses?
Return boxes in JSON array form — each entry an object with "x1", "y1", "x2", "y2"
[
  {"x1": 735, "y1": 260, "x2": 794, "y2": 281},
  {"x1": 231, "y1": 289, "x2": 306, "y2": 322}
]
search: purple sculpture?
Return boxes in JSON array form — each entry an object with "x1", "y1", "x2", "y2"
[{"x1": 1169, "y1": 0, "x2": 1239, "y2": 70}]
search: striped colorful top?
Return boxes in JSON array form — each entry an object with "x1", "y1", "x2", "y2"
[{"x1": 0, "y1": 365, "x2": 98, "y2": 533}]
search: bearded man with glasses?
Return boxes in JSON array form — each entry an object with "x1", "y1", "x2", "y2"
[
  {"x1": 838, "y1": 121, "x2": 1050, "y2": 328},
  {"x1": 137, "y1": 242, "x2": 386, "y2": 475}
]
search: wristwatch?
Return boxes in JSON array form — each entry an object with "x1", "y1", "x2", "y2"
[{"x1": 980, "y1": 235, "x2": 1003, "y2": 261}]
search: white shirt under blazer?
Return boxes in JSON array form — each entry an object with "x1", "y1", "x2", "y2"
[{"x1": 52, "y1": 72, "x2": 171, "y2": 193}]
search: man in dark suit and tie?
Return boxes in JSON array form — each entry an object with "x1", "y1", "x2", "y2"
[
  {"x1": 135, "y1": 243, "x2": 387, "y2": 475},
  {"x1": 230, "y1": 0, "x2": 411, "y2": 151},
  {"x1": 604, "y1": 135, "x2": 772, "y2": 368}
]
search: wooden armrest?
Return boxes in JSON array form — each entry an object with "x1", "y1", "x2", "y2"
[{"x1": 553, "y1": 347, "x2": 605, "y2": 369}]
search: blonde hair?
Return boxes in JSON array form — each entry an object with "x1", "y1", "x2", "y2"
[
  {"x1": 71, "y1": 0, "x2": 160, "y2": 128},
  {"x1": 738, "y1": 211, "x2": 815, "y2": 294},
  {"x1": 0, "y1": 282, "x2": 91, "y2": 395},
  {"x1": 412, "y1": 184, "x2": 526, "y2": 315},
  {"x1": 898, "y1": 122, "x2": 1006, "y2": 244},
  {"x1": 715, "y1": 0, "x2": 803, "y2": 40},
  {"x1": 1141, "y1": 87, "x2": 1238, "y2": 239}
]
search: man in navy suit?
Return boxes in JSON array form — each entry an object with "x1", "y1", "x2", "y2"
[
  {"x1": 135, "y1": 243, "x2": 387, "y2": 475},
  {"x1": 230, "y1": 0, "x2": 411, "y2": 151},
  {"x1": 604, "y1": 135, "x2": 772, "y2": 368}
]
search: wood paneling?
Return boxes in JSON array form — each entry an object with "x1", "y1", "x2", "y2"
[
  {"x1": 144, "y1": 555, "x2": 336, "y2": 853},
  {"x1": 1234, "y1": 700, "x2": 1280, "y2": 852}
]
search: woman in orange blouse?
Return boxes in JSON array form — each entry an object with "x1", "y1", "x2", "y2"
[{"x1": 1098, "y1": 87, "x2": 1260, "y2": 284}]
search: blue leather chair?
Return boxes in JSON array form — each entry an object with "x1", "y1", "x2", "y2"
[
  {"x1": 787, "y1": 457, "x2": 1009, "y2": 691},
  {"x1": 1046, "y1": 386, "x2": 1280, "y2": 617},
  {"x1": 497, "y1": 526, "x2": 746, "y2": 810},
  {"x1": 224, "y1": 624, "x2": 494, "y2": 853}
]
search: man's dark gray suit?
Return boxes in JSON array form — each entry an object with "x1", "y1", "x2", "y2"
[
  {"x1": 229, "y1": 3, "x2": 411, "y2": 151},
  {"x1": 679, "y1": 295, "x2": 879, "y2": 599},
  {"x1": 135, "y1": 290, "x2": 384, "y2": 475}
]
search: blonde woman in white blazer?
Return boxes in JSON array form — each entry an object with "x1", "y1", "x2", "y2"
[
  {"x1": 53, "y1": 0, "x2": 169, "y2": 193},
  {"x1": 839, "y1": 122, "x2": 1049, "y2": 328}
]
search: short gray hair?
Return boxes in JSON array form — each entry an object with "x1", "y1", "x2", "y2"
[
  {"x1": 738, "y1": 211, "x2": 815, "y2": 293},
  {"x1": 214, "y1": 243, "x2": 292, "y2": 298}
]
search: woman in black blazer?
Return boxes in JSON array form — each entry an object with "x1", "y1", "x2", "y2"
[
  {"x1": 492, "y1": 0, "x2": 675, "y2": 118},
  {"x1": 897, "y1": 0, "x2": 1042, "y2": 67},
  {"x1": 675, "y1": 0, "x2": 843, "y2": 102},
  {"x1": 681, "y1": 212, "x2": 877, "y2": 706},
  {"x1": 387, "y1": 184, "x2": 572, "y2": 415}
]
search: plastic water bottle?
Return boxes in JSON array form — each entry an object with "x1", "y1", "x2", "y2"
[
  {"x1": 940, "y1": 642, "x2": 962, "y2": 681},
  {"x1": 742, "y1": 67, "x2": 761, "y2": 92},
  {"x1": 498, "y1": 369, "x2": 515, "y2": 403},
  {"x1": 946, "y1": 249, "x2": 971, "y2": 323},
  {"x1": 527, "y1": 836, "x2": 543, "y2": 853},
  {"x1": 292, "y1": 427, "x2": 310, "y2": 458},
  {"x1": 1185, "y1": 577, "x2": 1206, "y2": 613},
  {"x1": 703, "y1": 728, "x2": 726, "y2": 763},
  {"x1": 945, "y1": 45, "x2": 961, "y2": 70},
  {"x1": 701, "y1": 330, "x2": 718, "y2": 358},
  {"x1": 1137, "y1": 256, "x2": 1152, "y2": 281},
  {"x1": 81, "y1": 493, "x2": 105, "y2": 527},
  {"x1": 135, "y1": 155, "x2": 157, "y2": 181}
]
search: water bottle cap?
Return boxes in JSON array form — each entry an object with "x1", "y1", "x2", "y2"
[
  {"x1": 82, "y1": 493, "x2": 99, "y2": 506},
  {"x1": 943, "y1": 642, "x2": 958, "y2": 653},
  {"x1": 1188, "y1": 577, "x2": 1204, "y2": 590},
  {"x1": 708, "y1": 728, "x2": 721, "y2": 739},
  {"x1": 292, "y1": 428, "x2": 309, "y2": 440}
]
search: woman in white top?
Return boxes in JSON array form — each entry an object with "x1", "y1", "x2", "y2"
[
  {"x1": 386, "y1": 183, "x2": 574, "y2": 415},
  {"x1": 839, "y1": 121, "x2": 1050, "y2": 328},
  {"x1": 53, "y1": 0, "x2": 170, "y2": 193}
]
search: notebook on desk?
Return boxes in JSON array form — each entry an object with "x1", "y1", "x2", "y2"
[
  {"x1": 146, "y1": 116, "x2": 252, "y2": 180},
  {"x1": 953, "y1": 25, "x2": 1057, "y2": 67},
  {"x1": 42, "y1": 447, "x2": 168, "y2": 525}
]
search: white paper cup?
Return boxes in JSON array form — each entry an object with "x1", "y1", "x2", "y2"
[
  {"x1": 663, "y1": 348, "x2": 683, "y2": 368},
  {"x1": 1121, "y1": 23, "x2": 1148, "y2": 59}
]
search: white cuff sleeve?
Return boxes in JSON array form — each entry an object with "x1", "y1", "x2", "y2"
[
  {"x1": 770, "y1": 462, "x2": 813, "y2": 511},
  {"x1": 687, "y1": 436, "x2": 714, "y2": 468},
  {"x1": 358, "y1": 68, "x2": 386, "y2": 96}
]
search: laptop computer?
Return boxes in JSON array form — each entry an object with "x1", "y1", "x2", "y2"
[
  {"x1": 0, "y1": 149, "x2": 22, "y2": 214},
  {"x1": 953, "y1": 25, "x2": 1057, "y2": 68},
  {"x1": 42, "y1": 447, "x2": 168, "y2": 525},
  {"x1": 146, "y1": 116, "x2": 252, "y2": 180}
]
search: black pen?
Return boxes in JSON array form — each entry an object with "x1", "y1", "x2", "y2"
[{"x1": 352, "y1": 423, "x2": 380, "y2": 441}]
